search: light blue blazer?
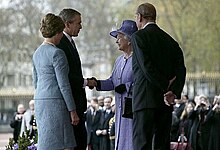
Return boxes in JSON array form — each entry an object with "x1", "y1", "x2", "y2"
[{"x1": 32, "y1": 44, "x2": 76, "y2": 111}]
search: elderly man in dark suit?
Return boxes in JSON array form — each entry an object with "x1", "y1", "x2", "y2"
[
  {"x1": 57, "y1": 8, "x2": 96, "y2": 150},
  {"x1": 131, "y1": 3, "x2": 186, "y2": 150}
]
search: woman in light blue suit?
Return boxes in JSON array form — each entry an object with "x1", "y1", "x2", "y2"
[{"x1": 32, "y1": 13, "x2": 79, "y2": 150}]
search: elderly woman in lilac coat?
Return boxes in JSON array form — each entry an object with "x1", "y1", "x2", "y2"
[{"x1": 95, "y1": 20, "x2": 137, "y2": 150}]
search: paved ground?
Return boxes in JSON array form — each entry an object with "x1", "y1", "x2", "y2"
[{"x1": 0, "y1": 133, "x2": 13, "y2": 150}]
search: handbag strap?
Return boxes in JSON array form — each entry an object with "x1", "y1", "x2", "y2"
[{"x1": 127, "y1": 83, "x2": 133, "y2": 97}]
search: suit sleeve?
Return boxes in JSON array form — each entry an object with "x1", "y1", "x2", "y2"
[
  {"x1": 97, "y1": 59, "x2": 118, "y2": 91},
  {"x1": 169, "y1": 42, "x2": 186, "y2": 99},
  {"x1": 53, "y1": 49, "x2": 76, "y2": 111}
]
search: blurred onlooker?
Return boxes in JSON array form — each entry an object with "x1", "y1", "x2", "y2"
[
  {"x1": 96, "y1": 96, "x2": 114, "y2": 150},
  {"x1": 171, "y1": 94, "x2": 189, "y2": 141},
  {"x1": 109, "y1": 99, "x2": 115, "y2": 150},
  {"x1": 178, "y1": 101, "x2": 195, "y2": 141},
  {"x1": 10, "y1": 104, "x2": 26, "y2": 143},
  {"x1": 188, "y1": 94, "x2": 211, "y2": 150},
  {"x1": 87, "y1": 99, "x2": 91, "y2": 110},
  {"x1": 20, "y1": 100, "x2": 35, "y2": 138},
  {"x1": 97, "y1": 96, "x2": 105, "y2": 110},
  {"x1": 87, "y1": 97, "x2": 97, "y2": 110},
  {"x1": 205, "y1": 95, "x2": 220, "y2": 150},
  {"x1": 86, "y1": 98, "x2": 102, "y2": 150},
  {"x1": 181, "y1": 94, "x2": 189, "y2": 103},
  {"x1": 193, "y1": 95, "x2": 200, "y2": 106},
  {"x1": 171, "y1": 111, "x2": 180, "y2": 141},
  {"x1": 174, "y1": 95, "x2": 188, "y2": 119}
]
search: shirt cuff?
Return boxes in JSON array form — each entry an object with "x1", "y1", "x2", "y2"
[{"x1": 83, "y1": 79, "x2": 87, "y2": 88}]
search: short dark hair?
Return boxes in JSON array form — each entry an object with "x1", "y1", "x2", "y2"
[
  {"x1": 40, "y1": 13, "x2": 64, "y2": 38},
  {"x1": 59, "y1": 8, "x2": 81, "y2": 23},
  {"x1": 91, "y1": 98, "x2": 98, "y2": 104},
  {"x1": 104, "y1": 96, "x2": 113, "y2": 102},
  {"x1": 137, "y1": 3, "x2": 156, "y2": 20},
  {"x1": 90, "y1": 97, "x2": 98, "y2": 104}
]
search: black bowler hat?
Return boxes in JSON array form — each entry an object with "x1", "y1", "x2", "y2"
[{"x1": 110, "y1": 20, "x2": 138, "y2": 38}]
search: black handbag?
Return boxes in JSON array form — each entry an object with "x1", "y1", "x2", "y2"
[{"x1": 122, "y1": 83, "x2": 133, "y2": 119}]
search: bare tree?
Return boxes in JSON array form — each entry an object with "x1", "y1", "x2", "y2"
[
  {"x1": 126, "y1": 0, "x2": 220, "y2": 72},
  {"x1": 0, "y1": 0, "x2": 45, "y2": 88}
]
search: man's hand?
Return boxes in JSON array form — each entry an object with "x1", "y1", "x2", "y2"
[
  {"x1": 164, "y1": 91, "x2": 176, "y2": 106},
  {"x1": 101, "y1": 129, "x2": 107, "y2": 135},
  {"x1": 87, "y1": 77, "x2": 97, "y2": 89},
  {"x1": 96, "y1": 129, "x2": 102, "y2": 136},
  {"x1": 70, "y1": 110, "x2": 79, "y2": 125}
]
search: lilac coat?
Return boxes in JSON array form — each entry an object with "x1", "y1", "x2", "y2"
[{"x1": 98, "y1": 54, "x2": 133, "y2": 150}]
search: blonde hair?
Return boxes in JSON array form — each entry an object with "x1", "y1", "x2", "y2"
[{"x1": 180, "y1": 102, "x2": 195, "y2": 120}]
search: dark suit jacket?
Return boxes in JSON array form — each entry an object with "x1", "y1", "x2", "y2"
[
  {"x1": 99, "y1": 110, "x2": 114, "y2": 150},
  {"x1": 57, "y1": 35, "x2": 87, "y2": 117},
  {"x1": 131, "y1": 24, "x2": 186, "y2": 111},
  {"x1": 188, "y1": 108, "x2": 211, "y2": 150},
  {"x1": 174, "y1": 103, "x2": 186, "y2": 118},
  {"x1": 86, "y1": 109, "x2": 102, "y2": 145},
  {"x1": 10, "y1": 112, "x2": 23, "y2": 142},
  {"x1": 205, "y1": 110, "x2": 220, "y2": 150}
]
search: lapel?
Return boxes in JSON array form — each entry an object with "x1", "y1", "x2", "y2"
[
  {"x1": 87, "y1": 109, "x2": 93, "y2": 123},
  {"x1": 62, "y1": 35, "x2": 74, "y2": 54},
  {"x1": 93, "y1": 110, "x2": 101, "y2": 124},
  {"x1": 103, "y1": 110, "x2": 112, "y2": 122}
]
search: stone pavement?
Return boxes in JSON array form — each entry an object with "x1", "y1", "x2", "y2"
[{"x1": 0, "y1": 133, "x2": 12, "y2": 150}]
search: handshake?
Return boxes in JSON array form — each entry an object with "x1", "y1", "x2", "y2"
[
  {"x1": 86, "y1": 77, "x2": 99, "y2": 89},
  {"x1": 86, "y1": 77, "x2": 127, "y2": 94}
]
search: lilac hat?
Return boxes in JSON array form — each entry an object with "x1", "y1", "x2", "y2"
[{"x1": 110, "y1": 20, "x2": 138, "y2": 38}]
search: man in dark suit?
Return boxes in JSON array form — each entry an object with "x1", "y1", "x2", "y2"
[
  {"x1": 57, "y1": 8, "x2": 96, "y2": 150},
  {"x1": 96, "y1": 96, "x2": 114, "y2": 150},
  {"x1": 86, "y1": 98, "x2": 101, "y2": 150},
  {"x1": 131, "y1": 3, "x2": 186, "y2": 150}
]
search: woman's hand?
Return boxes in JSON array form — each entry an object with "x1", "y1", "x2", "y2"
[{"x1": 70, "y1": 110, "x2": 79, "y2": 125}]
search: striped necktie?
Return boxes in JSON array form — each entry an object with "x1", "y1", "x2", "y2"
[{"x1": 71, "y1": 39, "x2": 76, "y2": 49}]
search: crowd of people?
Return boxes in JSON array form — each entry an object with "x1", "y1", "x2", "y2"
[
  {"x1": 86, "y1": 96, "x2": 115, "y2": 150},
  {"x1": 86, "y1": 94, "x2": 220, "y2": 150},
  {"x1": 10, "y1": 94, "x2": 220, "y2": 150},
  {"x1": 171, "y1": 94, "x2": 220, "y2": 150},
  {"x1": 10, "y1": 1, "x2": 218, "y2": 150},
  {"x1": 10, "y1": 100, "x2": 36, "y2": 143}
]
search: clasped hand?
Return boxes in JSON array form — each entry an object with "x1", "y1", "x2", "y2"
[
  {"x1": 86, "y1": 77, "x2": 126, "y2": 94},
  {"x1": 87, "y1": 77, "x2": 98, "y2": 89},
  {"x1": 164, "y1": 91, "x2": 176, "y2": 106},
  {"x1": 164, "y1": 76, "x2": 176, "y2": 106}
]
